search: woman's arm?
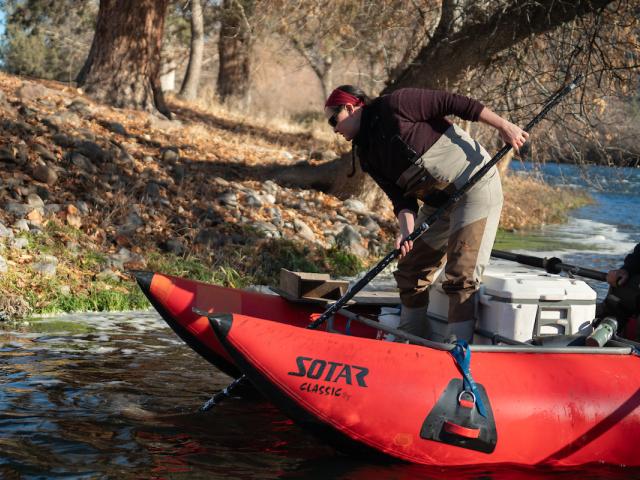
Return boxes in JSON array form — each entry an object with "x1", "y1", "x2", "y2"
[
  {"x1": 478, "y1": 107, "x2": 529, "y2": 152},
  {"x1": 395, "y1": 209, "x2": 416, "y2": 258}
]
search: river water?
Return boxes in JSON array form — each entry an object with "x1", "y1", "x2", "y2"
[
  {"x1": 1, "y1": 162, "x2": 639, "y2": 479},
  {"x1": 508, "y1": 161, "x2": 639, "y2": 298}
]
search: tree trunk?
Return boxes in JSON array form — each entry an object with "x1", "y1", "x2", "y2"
[
  {"x1": 273, "y1": 153, "x2": 390, "y2": 207},
  {"x1": 217, "y1": 0, "x2": 254, "y2": 105},
  {"x1": 179, "y1": 0, "x2": 204, "y2": 101},
  {"x1": 77, "y1": 0, "x2": 171, "y2": 117},
  {"x1": 383, "y1": 0, "x2": 614, "y2": 93}
]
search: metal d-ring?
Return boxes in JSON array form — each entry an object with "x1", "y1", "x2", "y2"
[{"x1": 458, "y1": 390, "x2": 476, "y2": 406}]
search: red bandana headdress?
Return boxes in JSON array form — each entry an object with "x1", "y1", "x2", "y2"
[{"x1": 325, "y1": 88, "x2": 364, "y2": 108}]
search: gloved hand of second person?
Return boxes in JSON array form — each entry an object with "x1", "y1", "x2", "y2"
[{"x1": 607, "y1": 268, "x2": 629, "y2": 287}]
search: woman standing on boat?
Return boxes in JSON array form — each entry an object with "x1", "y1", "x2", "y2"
[{"x1": 324, "y1": 86, "x2": 528, "y2": 342}]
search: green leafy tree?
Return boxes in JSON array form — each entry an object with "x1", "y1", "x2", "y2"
[{"x1": 0, "y1": 0, "x2": 97, "y2": 81}]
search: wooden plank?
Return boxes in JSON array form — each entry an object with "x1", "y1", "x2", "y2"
[
  {"x1": 277, "y1": 268, "x2": 400, "y2": 306},
  {"x1": 303, "y1": 280, "x2": 349, "y2": 300},
  {"x1": 279, "y1": 269, "x2": 331, "y2": 298},
  {"x1": 352, "y1": 291, "x2": 401, "y2": 305}
]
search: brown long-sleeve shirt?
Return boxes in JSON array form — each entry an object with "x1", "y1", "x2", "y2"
[{"x1": 354, "y1": 88, "x2": 485, "y2": 215}]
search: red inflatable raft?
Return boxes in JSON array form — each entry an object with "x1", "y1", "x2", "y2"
[
  {"x1": 133, "y1": 271, "x2": 378, "y2": 377},
  {"x1": 207, "y1": 312, "x2": 640, "y2": 467}
]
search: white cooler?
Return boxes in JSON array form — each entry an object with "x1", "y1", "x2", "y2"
[{"x1": 426, "y1": 262, "x2": 597, "y2": 344}]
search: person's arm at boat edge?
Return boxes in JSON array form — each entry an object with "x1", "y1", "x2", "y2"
[{"x1": 607, "y1": 243, "x2": 640, "y2": 287}]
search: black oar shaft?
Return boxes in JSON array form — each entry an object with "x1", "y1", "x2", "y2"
[
  {"x1": 200, "y1": 76, "x2": 583, "y2": 411},
  {"x1": 491, "y1": 249, "x2": 607, "y2": 282}
]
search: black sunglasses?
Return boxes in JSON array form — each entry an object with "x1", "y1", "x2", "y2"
[{"x1": 327, "y1": 105, "x2": 345, "y2": 128}]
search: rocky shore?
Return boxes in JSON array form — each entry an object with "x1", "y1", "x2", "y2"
[{"x1": 0, "y1": 72, "x2": 588, "y2": 320}]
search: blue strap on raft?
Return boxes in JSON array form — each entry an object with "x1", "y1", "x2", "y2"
[{"x1": 450, "y1": 340, "x2": 487, "y2": 418}]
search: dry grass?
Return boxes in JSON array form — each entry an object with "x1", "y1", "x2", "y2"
[{"x1": 501, "y1": 174, "x2": 592, "y2": 231}]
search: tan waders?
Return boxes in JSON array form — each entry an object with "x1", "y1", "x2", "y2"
[{"x1": 393, "y1": 125, "x2": 503, "y2": 343}]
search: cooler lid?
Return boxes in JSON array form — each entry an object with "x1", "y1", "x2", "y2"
[{"x1": 479, "y1": 262, "x2": 597, "y2": 302}]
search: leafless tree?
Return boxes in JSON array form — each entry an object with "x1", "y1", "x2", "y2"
[{"x1": 179, "y1": 0, "x2": 205, "y2": 100}]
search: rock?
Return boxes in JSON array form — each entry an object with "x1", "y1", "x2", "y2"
[
  {"x1": 26, "y1": 193, "x2": 44, "y2": 208},
  {"x1": 118, "y1": 149, "x2": 135, "y2": 165},
  {"x1": 75, "y1": 201, "x2": 90, "y2": 215},
  {"x1": 96, "y1": 268, "x2": 120, "y2": 282},
  {"x1": 11, "y1": 237, "x2": 29, "y2": 250},
  {"x1": 148, "y1": 115, "x2": 182, "y2": 132},
  {"x1": 262, "y1": 193, "x2": 276, "y2": 204},
  {"x1": 75, "y1": 141, "x2": 107, "y2": 163},
  {"x1": 108, "y1": 248, "x2": 134, "y2": 270},
  {"x1": 195, "y1": 227, "x2": 220, "y2": 247},
  {"x1": 266, "y1": 207, "x2": 283, "y2": 226},
  {"x1": 17, "y1": 83, "x2": 53, "y2": 100},
  {"x1": 118, "y1": 211, "x2": 144, "y2": 236},
  {"x1": 143, "y1": 155, "x2": 155, "y2": 163},
  {"x1": 218, "y1": 191, "x2": 238, "y2": 207},
  {"x1": 17, "y1": 104, "x2": 37, "y2": 119},
  {"x1": 293, "y1": 219, "x2": 316, "y2": 242},
  {"x1": 32, "y1": 163, "x2": 58, "y2": 185},
  {"x1": 42, "y1": 112, "x2": 81, "y2": 130},
  {"x1": 43, "y1": 204, "x2": 61, "y2": 216},
  {"x1": 0, "y1": 223, "x2": 14, "y2": 239},
  {"x1": 198, "y1": 207, "x2": 222, "y2": 224},
  {"x1": 32, "y1": 255, "x2": 58, "y2": 277},
  {"x1": 6, "y1": 203, "x2": 32, "y2": 218},
  {"x1": 15, "y1": 144, "x2": 28, "y2": 165},
  {"x1": 310, "y1": 150, "x2": 338, "y2": 161},
  {"x1": 162, "y1": 239, "x2": 186, "y2": 256},
  {"x1": 107, "y1": 122, "x2": 127, "y2": 136},
  {"x1": 0, "y1": 147, "x2": 15, "y2": 163},
  {"x1": 143, "y1": 182, "x2": 162, "y2": 200},
  {"x1": 12, "y1": 220, "x2": 29, "y2": 232},
  {"x1": 253, "y1": 221, "x2": 281, "y2": 238},
  {"x1": 52, "y1": 133, "x2": 76, "y2": 148},
  {"x1": 245, "y1": 193, "x2": 263, "y2": 208},
  {"x1": 336, "y1": 225, "x2": 368, "y2": 257},
  {"x1": 35, "y1": 186, "x2": 50, "y2": 200},
  {"x1": 0, "y1": 255, "x2": 7, "y2": 274},
  {"x1": 67, "y1": 100, "x2": 92, "y2": 116},
  {"x1": 343, "y1": 198, "x2": 369, "y2": 215},
  {"x1": 213, "y1": 177, "x2": 230, "y2": 188},
  {"x1": 263, "y1": 180, "x2": 279, "y2": 196},
  {"x1": 359, "y1": 215, "x2": 380, "y2": 234},
  {"x1": 69, "y1": 152, "x2": 96, "y2": 172},
  {"x1": 32, "y1": 143, "x2": 57, "y2": 162},
  {"x1": 281, "y1": 151, "x2": 294, "y2": 160},
  {"x1": 161, "y1": 147, "x2": 180, "y2": 162}
]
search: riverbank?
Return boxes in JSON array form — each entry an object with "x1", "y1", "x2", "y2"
[{"x1": 0, "y1": 73, "x2": 590, "y2": 319}]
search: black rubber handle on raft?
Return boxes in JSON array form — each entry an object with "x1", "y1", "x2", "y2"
[
  {"x1": 199, "y1": 76, "x2": 583, "y2": 412},
  {"x1": 491, "y1": 249, "x2": 607, "y2": 282}
]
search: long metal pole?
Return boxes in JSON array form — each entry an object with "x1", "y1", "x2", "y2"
[
  {"x1": 199, "y1": 76, "x2": 584, "y2": 411},
  {"x1": 491, "y1": 249, "x2": 607, "y2": 282}
]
